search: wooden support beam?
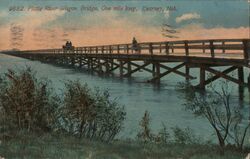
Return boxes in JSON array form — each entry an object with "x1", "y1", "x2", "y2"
[
  {"x1": 238, "y1": 67, "x2": 244, "y2": 84},
  {"x1": 105, "y1": 59, "x2": 110, "y2": 73},
  {"x1": 152, "y1": 64, "x2": 156, "y2": 77},
  {"x1": 199, "y1": 66, "x2": 206, "y2": 90},
  {"x1": 130, "y1": 61, "x2": 153, "y2": 73},
  {"x1": 201, "y1": 66, "x2": 238, "y2": 86},
  {"x1": 98, "y1": 59, "x2": 102, "y2": 72},
  {"x1": 87, "y1": 58, "x2": 91, "y2": 69},
  {"x1": 91, "y1": 58, "x2": 95, "y2": 69},
  {"x1": 110, "y1": 59, "x2": 114, "y2": 70},
  {"x1": 71, "y1": 57, "x2": 75, "y2": 66},
  {"x1": 109, "y1": 61, "x2": 128, "y2": 72},
  {"x1": 238, "y1": 66, "x2": 244, "y2": 100},
  {"x1": 127, "y1": 61, "x2": 132, "y2": 77},
  {"x1": 243, "y1": 39, "x2": 250, "y2": 60},
  {"x1": 109, "y1": 65, "x2": 120, "y2": 72},
  {"x1": 155, "y1": 63, "x2": 160, "y2": 83},
  {"x1": 79, "y1": 57, "x2": 83, "y2": 68},
  {"x1": 148, "y1": 63, "x2": 185, "y2": 83},
  {"x1": 119, "y1": 61, "x2": 124, "y2": 77},
  {"x1": 186, "y1": 65, "x2": 190, "y2": 81},
  {"x1": 123, "y1": 62, "x2": 151, "y2": 77},
  {"x1": 158, "y1": 63, "x2": 195, "y2": 79},
  {"x1": 205, "y1": 67, "x2": 247, "y2": 86}
]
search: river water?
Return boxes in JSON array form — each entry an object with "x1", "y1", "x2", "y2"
[{"x1": 0, "y1": 53, "x2": 249, "y2": 140}]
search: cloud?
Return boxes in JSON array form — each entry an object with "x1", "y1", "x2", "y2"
[
  {"x1": 177, "y1": 23, "x2": 249, "y2": 40},
  {"x1": 176, "y1": 12, "x2": 201, "y2": 23},
  {"x1": 0, "y1": 11, "x2": 8, "y2": 18},
  {"x1": 163, "y1": 10, "x2": 170, "y2": 19},
  {"x1": 0, "y1": 10, "x2": 66, "y2": 50},
  {"x1": 16, "y1": 10, "x2": 66, "y2": 28},
  {"x1": 0, "y1": 10, "x2": 248, "y2": 51}
]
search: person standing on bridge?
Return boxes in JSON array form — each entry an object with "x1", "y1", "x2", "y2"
[{"x1": 132, "y1": 37, "x2": 140, "y2": 54}]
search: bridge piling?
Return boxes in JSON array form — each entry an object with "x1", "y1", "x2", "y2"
[
  {"x1": 155, "y1": 63, "x2": 161, "y2": 84},
  {"x1": 127, "y1": 61, "x2": 132, "y2": 77},
  {"x1": 152, "y1": 64, "x2": 156, "y2": 77},
  {"x1": 105, "y1": 60, "x2": 110, "y2": 73},
  {"x1": 185, "y1": 64, "x2": 190, "y2": 81},
  {"x1": 119, "y1": 60, "x2": 124, "y2": 77},
  {"x1": 199, "y1": 66, "x2": 206, "y2": 90},
  {"x1": 238, "y1": 67, "x2": 244, "y2": 100}
]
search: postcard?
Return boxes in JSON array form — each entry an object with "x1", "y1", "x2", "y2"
[{"x1": 0, "y1": 0, "x2": 249, "y2": 158}]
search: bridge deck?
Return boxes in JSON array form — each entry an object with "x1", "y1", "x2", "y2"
[
  {"x1": 2, "y1": 38, "x2": 250, "y2": 91},
  {"x1": 9, "y1": 38, "x2": 249, "y2": 66}
]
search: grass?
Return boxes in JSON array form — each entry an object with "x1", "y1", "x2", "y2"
[{"x1": 0, "y1": 132, "x2": 247, "y2": 159}]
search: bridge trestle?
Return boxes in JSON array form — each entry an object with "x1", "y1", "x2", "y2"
[{"x1": 3, "y1": 38, "x2": 250, "y2": 98}]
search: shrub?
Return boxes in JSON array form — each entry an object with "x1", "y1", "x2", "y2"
[
  {"x1": 61, "y1": 80, "x2": 126, "y2": 142},
  {"x1": 0, "y1": 68, "x2": 59, "y2": 133},
  {"x1": 172, "y1": 126, "x2": 199, "y2": 145},
  {"x1": 184, "y1": 81, "x2": 250, "y2": 152},
  {"x1": 137, "y1": 111, "x2": 154, "y2": 143},
  {"x1": 155, "y1": 123, "x2": 170, "y2": 144}
]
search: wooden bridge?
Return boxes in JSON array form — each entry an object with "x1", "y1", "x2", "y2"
[{"x1": 2, "y1": 38, "x2": 250, "y2": 90}]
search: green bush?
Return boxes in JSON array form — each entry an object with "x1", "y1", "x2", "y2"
[
  {"x1": 61, "y1": 80, "x2": 126, "y2": 142},
  {"x1": 172, "y1": 126, "x2": 199, "y2": 145},
  {"x1": 0, "y1": 68, "x2": 59, "y2": 134}
]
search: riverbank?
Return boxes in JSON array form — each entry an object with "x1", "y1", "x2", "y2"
[{"x1": 0, "y1": 132, "x2": 247, "y2": 159}]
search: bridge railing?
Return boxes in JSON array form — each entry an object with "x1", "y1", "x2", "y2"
[{"x1": 20, "y1": 38, "x2": 250, "y2": 60}]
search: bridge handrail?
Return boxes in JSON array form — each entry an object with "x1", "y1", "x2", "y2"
[{"x1": 14, "y1": 38, "x2": 250, "y2": 60}]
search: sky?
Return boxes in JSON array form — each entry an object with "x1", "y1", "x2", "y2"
[{"x1": 0, "y1": 0, "x2": 249, "y2": 50}]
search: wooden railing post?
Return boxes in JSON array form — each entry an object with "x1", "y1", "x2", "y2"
[
  {"x1": 222, "y1": 41, "x2": 225, "y2": 53},
  {"x1": 149, "y1": 43, "x2": 153, "y2": 55},
  {"x1": 165, "y1": 42, "x2": 169, "y2": 55},
  {"x1": 159, "y1": 44, "x2": 162, "y2": 54},
  {"x1": 109, "y1": 46, "x2": 112, "y2": 54},
  {"x1": 210, "y1": 40, "x2": 215, "y2": 58},
  {"x1": 243, "y1": 39, "x2": 250, "y2": 60},
  {"x1": 117, "y1": 45, "x2": 120, "y2": 54},
  {"x1": 126, "y1": 44, "x2": 129, "y2": 54},
  {"x1": 184, "y1": 41, "x2": 189, "y2": 56},
  {"x1": 101, "y1": 46, "x2": 104, "y2": 54},
  {"x1": 202, "y1": 42, "x2": 205, "y2": 53}
]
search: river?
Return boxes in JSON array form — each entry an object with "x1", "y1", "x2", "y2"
[{"x1": 0, "y1": 53, "x2": 249, "y2": 140}]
